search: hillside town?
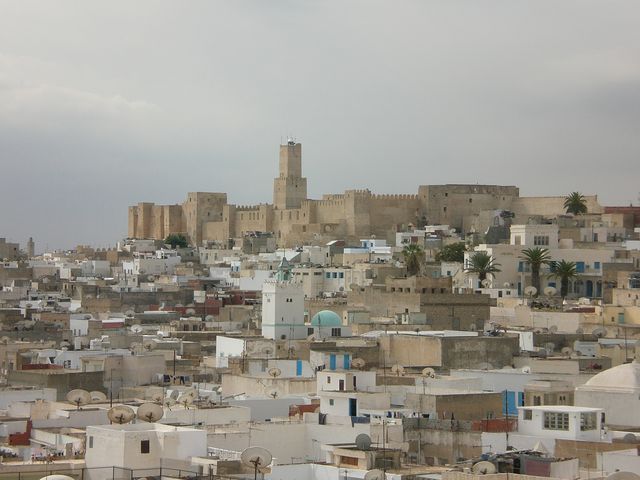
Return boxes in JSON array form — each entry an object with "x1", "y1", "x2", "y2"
[{"x1": 1, "y1": 142, "x2": 640, "y2": 479}]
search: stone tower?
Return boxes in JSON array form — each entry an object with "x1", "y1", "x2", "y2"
[
  {"x1": 273, "y1": 140, "x2": 307, "y2": 210},
  {"x1": 26, "y1": 237, "x2": 35, "y2": 258}
]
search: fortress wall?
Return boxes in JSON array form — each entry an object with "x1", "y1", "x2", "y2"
[
  {"x1": 203, "y1": 221, "x2": 229, "y2": 244},
  {"x1": 314, "y1": 199, "x2": 346, "y2": 224},
  {"x1": 183, "y1": 192, "x2": 228, "y2": 245},
  {"x1": 368, "y1": 195, "x2": 423, "y2": 242},
  {"x1": 419, "y1": 185, "x2": 519, "y2": 231},
  {"x1": 128, "y1": 206, "x2": 139, "y2": 238},
  {"x1": 511, "y1": 195, "x2": 603, "y2": 218},
  {"x1": 233, "y1": 206, "x2": 270, "y2": 235}
]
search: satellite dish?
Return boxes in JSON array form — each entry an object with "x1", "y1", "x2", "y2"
[
  {"x1": 147, "y1": 275, "x2": 155, "y2": 282},
  {"x1": 265, "y1": 387, "x2": 282, "y2": 399},
  {"x1": 472, "y1": 461, "x2": 497, "y2": 474},
  {"x1": 178, "y1": 394, "x2": 194, "y2": 409},
  {"x1": 355, "y1": 433, "x2": 372, "y2": 451},
  {"x1": 240, "y1": 446, "x2": 273, "y2": 478},
  {"x1": 151, "y1": 392, "x2": 164, "y2": 403},
  {"x1": 544, "y1": 342, "x2": 556, "y2": 353},
  {"x1": 623, "y1": 433, "x2": 638, "y2": 443},
  {"x1": 543, "y1": 286, "x2": 557, "y2": 296},
  {"x1": 205, "y1": 315, "x2": 214, "y2": 322},
  {"x1": 306, "y1": 334, "x2": 316, "y2": 342},
  {"x1": 521, "y1": 366, "x2": 531, "y2": 374},
  {"x1": 549, "y1": 325, "x2": 558, "y2": 334},
  {"x1": 186, "y1": 308, "x2": 196, "y2": 315},
  {"x1": 156, "y1": 331, "x2": 165, "y2": 338},
  {"x1": 262, "y1": 346, "x2": 274, "y2": 356},
  {"x1": 422, "y1": 367, "x2": 436, "y2": 378},
  {"x1": 607, "y1": 473, "x2": 640, "y2": 480},
  {"x1": 39, "y1": 476, "x2": 76, "y2": 480},
  {"x1": 593, "y1": 327, "x2": 608, "y2": 338},
  {"x1": 391, "y1": 364, "x2": 405, "y2": 376},
  {"x1": 267, "y1": 367, "x2": 282, "y2": 378},
  {"x1": 66, "y1": 389, "x2": 91, "y2": 410},
  {"x1": 503, "y1": 282, "x2": 511, "y2": 288},
  {"x1": 137, "y1": 402, "x2": 164, "y2": 422},
  {"x1": 561, "y1": 347, "x2": 573, "y2": 358},
  {"x1": 481, "y1": 279, "x2": 491, "y2": 288},
  {"x1": 107, "y1": 405, "x2": 135, "y2": 424},
  {"x1": 351, "y1": 358, "x2": 366, "y2": 369},
  {"x1": 524, "y1": 286, "x2": 537, "y2": 297},
  {"x1": 125, "y1": 310, "x2": 135, "y2": 317},
  {"x1": 90, "y1": 391, "x2": 107, "y2": 402},
  {"x1": 130, "y1": 324, "x2": 143, "y2": 334},
  {"x1": 163, "y1": 397, "x2": 176, "y2": 409},
  {"x1": 364, "y1": 470, "x2": 385, "y2": 480},
  {"x1": 469, "y1": 323, "x2": 477, "y2": 331}
]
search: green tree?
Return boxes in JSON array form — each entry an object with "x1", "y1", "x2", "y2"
[
  {"x1": 564, "y1": 192, "x2": 588, "y2": 215},
  {"x1": 435, "y1": 242, "x2": 466, "y2": 263},
  {"x1": 520, "y1": 247, "x2": 551, "y2": 295},
  {"x1": 164, "y1": 233, "x2": 188, "y2": 248},
  {"x1": 551, "y1": 260, "x2": 577, "y2": 298},
  {"x1": 465, "y1": 251, "x2": 501, "y2": 283},
  {"x1": 402, "y1": 244, "x2": 425, "y2": 276}
]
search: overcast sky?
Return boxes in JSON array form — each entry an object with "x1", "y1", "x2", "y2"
[{"x1": 1, "y1": 1, "x2": 639, "y2": 251}]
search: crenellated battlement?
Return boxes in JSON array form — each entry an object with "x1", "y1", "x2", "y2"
[{"x1": 370, "y1": 193, "x2": 420, "y2": 201}]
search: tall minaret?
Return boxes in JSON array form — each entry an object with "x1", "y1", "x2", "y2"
[
  {"x1": 26, "y1": 237, "x2": 35, "y2": 258},
  {"x1": 273, "y1": 139, "x2": 307, "y2": 210}
]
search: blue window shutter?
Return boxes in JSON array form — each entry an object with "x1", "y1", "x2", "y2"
[
  {"x1": 343, "y1": 354, "x2": 350, "y2": 369},
  {"x1": 330, "y1": 354, "x2": 336, "y2": 370},
  {"x1": 296, "y1": 360, "x2": 302, "y2": 376}
]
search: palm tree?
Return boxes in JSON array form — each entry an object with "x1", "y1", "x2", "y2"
[
  {"x1": 402, "y1": 244, "x2": 425, "y2": 276},
  {"x1": 564, "y1": 192, "x2": 587, "y2": 215},
  {"x1": 551, "y1": 260, "x2": 577, "y2": 298},
  {"x1": 520, "y1": 247, "x2": 551, "y2": 295},
  {"x1": 465, "y1": 252, "x2": 501, "y2": 284}
]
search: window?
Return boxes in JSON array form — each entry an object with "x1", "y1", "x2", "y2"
[
  {"x1": 326, "y1": 272, "x2": 331, "y2": 279},
  {"x1": 533, "y1": 395, "x2": 541, "y2": 406},
  {"x1": 523, "y1": 410, "x2": 532, "y2": 420},
  {"x1": 580, "y1": 412, "x2": 597, "y2": 431},
  {"x1": 331, "y1": 327, "x2": 341, "y2": 337},
  {"x1": 308, "y1": 327, "x2": 314, "y2": 335},
  {"x1": 594, "y1": 261, "x2": 600, "y2": 270},
  {"x1": 543, "y1": 412, "x2": 569, "y2": 430},
  {"x1": 88, "y1": 436, "x2": 94, "y2": 448},
  {"x1": 558, "y1": 395, "x2": 567, "y2": 404},
  {"x1": 534, "y1": 236, "x2": 549, "y2": 246},
  {"x1": 329, "y1": 399, "x2": 334, "y2": 406},
  {"x1": 141, "y1": 439, "x2": 150, "y2": 454},
  {"x1": 327, "y1": 376, "x2": 331, "y2": 384},
  {"x1": 339, "y1": 272, "x2": 344, "y2": 279}
]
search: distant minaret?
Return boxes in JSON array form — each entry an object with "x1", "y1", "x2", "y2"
[
  {"x1": 261, "y1": 257, "x2": 306, "y2": 340},
  {"x1": 273, "y1": 139, "x2": 307, "y2": 209},
  {"x1": 26, "y1": 237, "x2": 35, "y2": 258}
]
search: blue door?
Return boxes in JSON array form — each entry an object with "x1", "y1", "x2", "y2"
[
  {"x1": 343, "y1": 354, "x2": 350, "y2": 369},
  {"x1": 296, "y1": 360, "x2": 302, "y2": 376},
  {"x1": 329, "y1": 354, "x2": 336, "y2": 370},
  {"x1": 586, "y1": 280, "x2": 593, "y2": 297}
]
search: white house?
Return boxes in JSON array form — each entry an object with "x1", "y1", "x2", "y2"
[
  {"x1": 517, "y1": 405, "x2": 604, "y2": 442},
  {"x1": 85, "y1": 423, "x2": 206, "y2": 479}
]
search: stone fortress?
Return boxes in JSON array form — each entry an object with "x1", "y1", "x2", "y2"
[{"x1": 128, "y1": 140, "x2": 602, "y2": 247}]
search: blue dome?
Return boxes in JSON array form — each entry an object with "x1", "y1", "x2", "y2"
[{"x1": 311, "y1": 310, "x2": 342, "y2": 326}]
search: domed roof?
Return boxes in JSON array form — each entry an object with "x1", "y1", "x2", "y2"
[
  {"x1": 311, "y1": 310, "x2": 341, "y2": 327},
  {"x1": 581, "y1": 361, "x2": 640, "y2": 391}
]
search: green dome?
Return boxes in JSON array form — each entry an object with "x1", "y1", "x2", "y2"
[{"x1": 311, "y1": 310, "x2": 342, "y2": 326}]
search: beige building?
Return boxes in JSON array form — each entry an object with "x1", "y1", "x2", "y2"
[{"x1": 128, "y1": 141, "x2": 536, "y2": 247}]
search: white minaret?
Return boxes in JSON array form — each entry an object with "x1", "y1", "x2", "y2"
[{"x1": 261, "y1": 257, "x2": 307, "y2": 340}]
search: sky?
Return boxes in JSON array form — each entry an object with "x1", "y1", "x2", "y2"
[{"x1": 1, "y1": 1, "x2": 639, "y2": 251}]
